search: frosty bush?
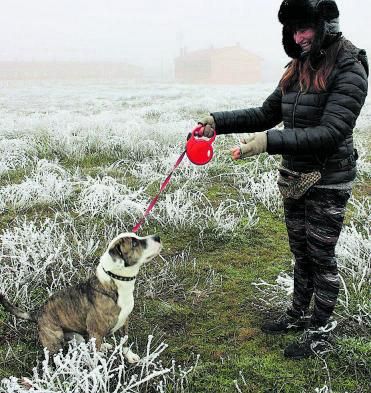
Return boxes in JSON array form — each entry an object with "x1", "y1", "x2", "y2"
[
  {"x1": 152, "y1": 188, "x2": 258, "y2": 237},
  {"x1": 336, "y1": 222, "x2": 371, "y2": 326},
  {"x1": 0, "y1": 216, "x2": 101, "y2": 308},
  {"x1": 348, "y1": 195, "x2": 371, "y2": 224},
  {"x1": 0, "y1": 336, "x2": 199, "y2": 393},
  {"x1": 238, "y1": 169, "x2": 282, "y2": 214},
  {"x1": 252, "y1": 271, "x2": 293, "y2": 312},
  {"x1": 0, "y1": 160, "x2": 74, "y2": 211},
  {"x1": 154, "y1": 189, "x2": 206, "y2": 230},
  {"x1": 337, "y1": 222, "x2": 370, "y2": 275},
  {"x1": 76, "y1": 176, "x2": 147, "y2": 224},
  {"x1": 353, "y1": 130, "x2": 371, "y2": 179},
  {"x1": 0, "y1": 139, "x2": 36, "y2": 175},
  {"x1": 205, "y1": 198, "x2": 258, "y2": 236}
]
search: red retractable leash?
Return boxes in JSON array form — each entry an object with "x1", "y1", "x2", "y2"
[
  {"x1": 131, "y1": 125, "x2": 217, "y2": 233},
  {"x1": 185, "y1": 125, "x2": 216, "y2": 165}
]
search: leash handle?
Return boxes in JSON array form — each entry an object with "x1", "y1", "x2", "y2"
[
  {"x1": 132, "y1": 150, "x2": 186, "y2": 233},
  {"x1": 191, "y1": 125, "x2": 216, "y2": 142}
]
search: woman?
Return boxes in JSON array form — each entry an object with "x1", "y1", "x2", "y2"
[{"x1": 198, "y1": 0, "x2": 368, "y2": 359}]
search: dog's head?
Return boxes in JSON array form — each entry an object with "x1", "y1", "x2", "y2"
[{"x1": 101, "y1": 233, "x2": 162, "y2": 276}]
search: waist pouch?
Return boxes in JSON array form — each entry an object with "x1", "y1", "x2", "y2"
[{"x1": 277, "y1": 167, "x2": 321, "y2": 199}]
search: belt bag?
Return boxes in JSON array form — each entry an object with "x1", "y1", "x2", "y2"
[{"x1": 277, "y1": 167, "x2": 321, "y2": 199}]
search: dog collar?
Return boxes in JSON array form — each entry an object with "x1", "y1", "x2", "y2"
[{"x1": 103, "y1": 268, "x2": 137, "y2": 282}]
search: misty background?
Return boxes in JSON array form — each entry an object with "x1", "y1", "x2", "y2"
[{"x1": 1, "y1": 0, "x2": 370, "y2": 82}]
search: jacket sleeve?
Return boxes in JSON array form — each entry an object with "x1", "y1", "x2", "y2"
[
  {"x1": 267, "y1": 60, "x2": 368, "y2": 155},
  {"x1": 210, "y1": 86, "x2": 283, "y2": 135}
]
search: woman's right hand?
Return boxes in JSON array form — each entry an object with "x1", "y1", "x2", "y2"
[{"x1": 197, "y1": 115, "x2": 216, "y2": 138}]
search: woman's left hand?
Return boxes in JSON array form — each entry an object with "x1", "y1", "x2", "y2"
[
  {"x1": 231, "y1": 132, "x2": 267, "y2": 160},
  {"x1": 231, "y1": 146, "x2": 242, "y2": 160}
]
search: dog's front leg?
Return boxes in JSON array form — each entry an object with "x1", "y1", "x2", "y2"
[
  {"x1": 86, "y1": 315, "x2": 111, "y2": 352},
  {"x1": 123, "y1": 318, "x2": 129, "y2": 337},
  {"x1": 120, "y1": 318, "x2": 140, "y2": 364},
  {"x1": 87, "y1": 331, "x2": 113, "y2": 352},
  {"x1": 91, "y1": 333, "x2": 103, "y2": 350}
]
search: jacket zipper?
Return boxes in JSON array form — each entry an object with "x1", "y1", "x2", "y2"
[
  {"x1": 292, "y1": 91, "x2": 301, "y2": 128},
  {"x1": 290, "y1": 91, "x2": 301, "y2": 168}
]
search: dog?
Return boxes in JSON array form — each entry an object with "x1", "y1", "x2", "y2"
[{"x1": 0, "y1": 232, "x2": 162, "y2": 363}]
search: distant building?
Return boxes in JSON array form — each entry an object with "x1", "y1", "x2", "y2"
[
  {"x1": 0, "y1": 62, "x2": 143, "y2": 80},
  {"x1": 175, "y1": 45, "x2": 262, "y2": 84}
]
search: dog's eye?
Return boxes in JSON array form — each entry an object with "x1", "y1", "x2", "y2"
[{"x1": 132, "y1": 238, "x2": 139, "y2": 248}]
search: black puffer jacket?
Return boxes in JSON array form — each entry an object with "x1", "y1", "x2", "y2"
[{"x1": 211, "y1": 39, "x2": 368, "y2": 185}]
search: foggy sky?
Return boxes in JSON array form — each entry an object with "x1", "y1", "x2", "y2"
[{"x1": 1, "y1": 0, "x2": 370, "y2": 79}]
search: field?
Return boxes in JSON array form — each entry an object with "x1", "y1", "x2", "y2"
[{"x1": 0, "y1": 81, "x2": 370, "y2": 392}]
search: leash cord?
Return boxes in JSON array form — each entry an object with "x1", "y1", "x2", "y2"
[{"x1": 132, "y1": 150, "x2": 186, "y2": 233}]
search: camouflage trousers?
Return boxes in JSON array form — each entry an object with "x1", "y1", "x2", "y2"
[{"x1": 283, "y1": 187, "x2": 351, "y2": 325}]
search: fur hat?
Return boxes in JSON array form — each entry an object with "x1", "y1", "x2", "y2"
[{"x1": 278, "y1": 0, "x2": 342, "y2": 67}]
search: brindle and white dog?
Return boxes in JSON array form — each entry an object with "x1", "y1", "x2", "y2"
[{"x1": 0, "y1": 232, "x2": 162, "y2": 363}]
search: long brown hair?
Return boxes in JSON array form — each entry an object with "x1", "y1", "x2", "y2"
[{"x1": 280, "y1": 40, "x2": 343, "y2": 94}]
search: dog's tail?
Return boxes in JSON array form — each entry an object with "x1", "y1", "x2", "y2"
[{"x1": 0, "y1": 293, "x2": 37, "y2": 322}]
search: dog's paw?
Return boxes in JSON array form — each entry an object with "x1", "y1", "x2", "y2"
[
  {"x1": 124, "y1": 348, "x2": 140, "y2": 363},
  {"x1": 100, "y1": 343, "x2": 113, "y2": 352}
]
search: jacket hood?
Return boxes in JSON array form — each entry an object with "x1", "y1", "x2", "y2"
[{"x1": 278, "y1": 0, "x2": 342, "y2": 67}]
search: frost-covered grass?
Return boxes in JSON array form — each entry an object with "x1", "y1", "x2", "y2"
[
  {"x1": 0, "y1": 336, "x2": 199, "y2": 393},
  {"x1": 137, "y1": 250, "x2": 222, "y2": 302},
  {"x1": 0, "y1": 160, "x2": 74, "y2": 211},
  {"x1": 0, "y1": 81, "x2": 370, "y2": 392},
  {"x1": 0, "y1": 216, "x2": 101, "y2": 308},
  {"x1": 0, "y1": 139, "x2": 36, "y2": 176},
  {"x1": 76, "y1": 176, "x2": 147, "y2": 221}
]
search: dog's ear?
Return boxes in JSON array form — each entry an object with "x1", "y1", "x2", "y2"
[
  {"x1": 118, "y1": 237, "x2": 142, "y2": 251},
  {"x1": 108, "y1": 238, "x2": 133, "y2": 265},
  {"x1": 109, "y1": 243, "x2": 124, "y2": 260},
  {"x1": 120, "y1": 237, "x2": 135, "y2": 252}
]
